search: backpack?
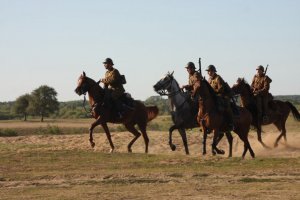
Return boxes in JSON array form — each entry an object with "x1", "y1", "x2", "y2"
[{"x1": 120, "y1": 75, "x2": 126, "y2": 84}]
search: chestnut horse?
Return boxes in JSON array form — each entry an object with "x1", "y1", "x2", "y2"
[
  {"x1": 232, "y1": 78, "x2": 300, "y2": 148},
  {"x1": 153, "y1": 72, "x2": 233, "y2": 157},
  {"x1": 75, "y1": 72, "x2": 159, "y2": 153},
  {"x1": 196, "y1": 78, "x2": 255, "y2": 158}
]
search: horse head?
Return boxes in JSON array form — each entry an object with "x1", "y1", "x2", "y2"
[
  {"x1": 231, "y1": 78, "x2": 252, "y2": 96},
  {"x1": 153, "y1": 71, "x2": 175, "y2": 95},
  {"x1": 75, "y1": 71, "x2": 102, "y2": 96}
]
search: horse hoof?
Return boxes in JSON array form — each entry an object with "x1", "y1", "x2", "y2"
[
  {"x1": 170, "y1": 144, "x2": 176, "y2": 151},
  {"x1": 90, "y1": 142, "x2": 95, "y2": 148},
  {"x1": 274, "y1": 143, "x2": 278, "y2": 148},
  {"x1": 110, "y1": 149, "x2": 114, "y2": 153},
  {"x1": 217, "y1": 149, "x2": 225, "y2": 155}
]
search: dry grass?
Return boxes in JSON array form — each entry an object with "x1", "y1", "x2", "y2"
[{"x1": 0, "y1": 118, "x2": 300, "y2": 200}]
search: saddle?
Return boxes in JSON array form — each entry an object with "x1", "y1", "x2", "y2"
[{"x1": 119, "y1": 93, "x2": 135, "y2": 110}]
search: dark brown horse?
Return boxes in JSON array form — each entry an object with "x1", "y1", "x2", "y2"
[
  {"x1": 196, "y1": 78, "x2": 255, "y2": 158},
  {"x1": 75, "y1": 72, "x2": 159, "y2": 153},
  {"x1": 232, "y1": 78, "x2": 300, "y2": 148}
]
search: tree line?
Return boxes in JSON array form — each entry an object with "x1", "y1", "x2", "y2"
[
  {"x1": 0, "y1": 85, "x2": 170, "y2": 121},
  {"x1": 7, "y1": 85, "x2": 59, "y2": 121},
  {"x1": 0, "y1": 85, "x2": 299, "y2": 121}
]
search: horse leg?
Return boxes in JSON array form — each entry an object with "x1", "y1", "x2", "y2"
[
  {"x1": 137, "y1": 122, "x2": 149, "y2": 153},
  {"x1": 211, "y1": 130, "x2": 225, "y2": 155},
  {"x1": 202, "y1": 130, "x2": 207, "y2": 155},
  {"x1": 214, "y1": 132, "x2": 225, "y2": 155},
  {"x1": 211, "y1": 129, "x2": 220, "y2": 156},
  {"x1": 169, "y1": 125, "x2": 177, "y2": 151},
  {"x1": 237, "y1": 130, "x2": 255, "y2": 159},
  {"x1": 274, "y1": 121, "x2": 286, "y2": 147},
  {"x1": 225, "y1": 131, "x2": 233, "y2": 158},
  {"x1": 124, "y1": 123, "x2": 141, "y2": 153},
  {"x1": 257, "y1": 125, "x2": 270, "y2": 149},
  {"x1": 178, "y1": 128, "x2": 189, "y2": 155},
  {"x1": 101, "y1": 123, "x2": 115, "y2": 153},
  {"x1": 88, "y1": 117, "x2": 103, "y2": 148}
]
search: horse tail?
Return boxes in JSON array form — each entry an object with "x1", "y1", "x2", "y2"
[
  {"x1": 286, "y1": 101, "x2": 300, "y2": 121},
  {"x1": 146, "y1": 106, "x2": 159, "y2": 122}
]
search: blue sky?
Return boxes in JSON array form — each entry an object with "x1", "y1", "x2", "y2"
[{"x1": 1, "y1": 0, "x2": 300, "y2": 101}]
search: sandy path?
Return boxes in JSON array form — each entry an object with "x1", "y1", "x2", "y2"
[{"x1": 1, "y1": 129, "x2": 299, "y2": 158}]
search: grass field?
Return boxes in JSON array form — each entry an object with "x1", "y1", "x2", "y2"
[{"x1": 0, "y1": 116, "x2": 299, "y2": 199}]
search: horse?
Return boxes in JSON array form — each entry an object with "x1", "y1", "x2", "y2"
[
  {"x1": 75, "y1": 72, "x2": 159, "y2": 153},
  {"x1": 231, "y1": 78, "x2": 300, "y2": 148},
  {"x1": 196, "y1": 78, "x2": 255, "y2": 158},
  {"x1": 153, "y1": 72, "x2": 233, "y2": 157}
]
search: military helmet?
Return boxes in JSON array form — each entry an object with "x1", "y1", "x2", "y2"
[
  {"x1": 256, "y1": 65, "x2": 264, "y2": 72},
  {"x1": 185, "y1": 62, "x2": 195, "y2": 69},
  {"x1": 206, "y1": 65, "x2": 217, "y2": 72},
  {"x1": 103, "y1": 58, "x2": 114, "y2": 65}
]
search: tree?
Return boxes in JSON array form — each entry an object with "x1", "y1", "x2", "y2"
[
  {"x1": 28, "y1": 85, "x2": 59, "y2": 122},
  {"x1": 144, "y1": 96, "x2": 170, "y2": 115},
  {"x1": 13, "y1": 94, "x2": 31, "y2": 121}
]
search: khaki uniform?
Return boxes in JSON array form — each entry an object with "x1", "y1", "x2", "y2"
[
  {"x1": 185, "y1": 71, "x2": 202, "y2": 98},
  {"x1": 101, "y1": 68, "x2": 125, "y2": 100},
  {"x1": 251, "y1": 74, "x2": 272, "y2": 119},
  {"x1": 208, "y1": 74, "x2": 226, "y2": 97}
]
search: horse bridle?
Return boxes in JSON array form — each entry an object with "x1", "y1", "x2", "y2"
[
  {"x1": 156, "y1": 77, "x2": 183, "y2": 97},
  {"x1": 78, "y1": 79, "x2": 101, "y2": 116}
]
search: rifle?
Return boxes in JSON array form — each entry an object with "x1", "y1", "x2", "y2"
[
  {"x1": 198, "y1": 57, "x2": 202, "y2": 78},
  {"x1": 264, "y1": 64, "x2": 269, "y2": 75}
]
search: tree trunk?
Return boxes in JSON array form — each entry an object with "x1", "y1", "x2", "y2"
[
  {"x1": 24, "y1": 113, "x2": 27, "y2": 121},
  {"x1": 41, "y1": 114, "x2": 44, "y2": 122}
]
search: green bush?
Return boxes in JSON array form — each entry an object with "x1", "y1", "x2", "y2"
[{"x1": 0, "y1": 129, "x2": 18, "y2": 137}]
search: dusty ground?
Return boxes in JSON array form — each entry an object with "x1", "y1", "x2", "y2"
[
  {"x1": 0, "y1": 125, "x2": 300, "y2": 200},
  {"x1": 1, "y1": 127, "x2": 300, "y2": 157}
]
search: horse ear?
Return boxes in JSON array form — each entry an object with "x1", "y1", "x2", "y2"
[
  {"x1": 83, "y1": 71, "x2": 86, "y2": 77},
  {"x1": 170, "y1": 71, "x2": 174, "y2": 76}
]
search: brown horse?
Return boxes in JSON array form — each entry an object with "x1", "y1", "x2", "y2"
[
  {"x1": 153, "y1": 72, "x2": 233, "y2": 157},
  {"x1": 232, "y1": 78, "x2": 300, "y2": 148},
  {"x1": 196, "y1": 79, "x2": 255, "y2": 158},
  {"x1": 75, "y1": 72, "x2": 159, "y2": 153}
]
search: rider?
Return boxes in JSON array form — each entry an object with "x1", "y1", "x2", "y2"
[
  {"x1": 206, "y1": 65, "x2": 234, "y2": 130},
  {"x1": 99, "y1": 58, "x2": 125, "y2": 118},
  {"x1": 181, "y1": 62, "x2": 203, "y2": 112},
  {"x1": 251, "y1": 65, "x2": 272, "y2": 123}
]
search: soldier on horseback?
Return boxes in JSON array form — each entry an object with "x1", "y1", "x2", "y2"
[
  {"x1": 206, "y1": 65, "x2": 234, "y2": 130},
  {"x1": 251, "y1": 65, "x2": 272, "y2": 123},
  {"x1": 181, "y1": 62, "x2": 203, "y2": 114},
  {"x1": 99, "y1": 58, "x2": 126, "y2": 118}
]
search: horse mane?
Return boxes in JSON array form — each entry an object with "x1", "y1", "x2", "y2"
[
  {"x1": 240, "y1": 78, "x2": 252, "y2": 95},
  {"x1": 202, "y1": 78, "x2": 218, "y2": 101},
  {"x1": 84, "y1": 75, "x2": 105, "y2": 95},
  {"x1": 170, "y1": 75, "x2": 181, "y2": 89}
]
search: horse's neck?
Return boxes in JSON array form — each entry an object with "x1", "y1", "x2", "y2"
[
  {"x1": 169, "y1": 80, "x2": 186, "y2": 110},
  {"x1": 240, "y1": 84, "x2": 253, "y2": 107},
  {"x1": 88, "y1": 85, "x2": 103, "y2": 106},
  {"x1": 199, "y1": 86, "x2": 215, "y2": 115}
]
